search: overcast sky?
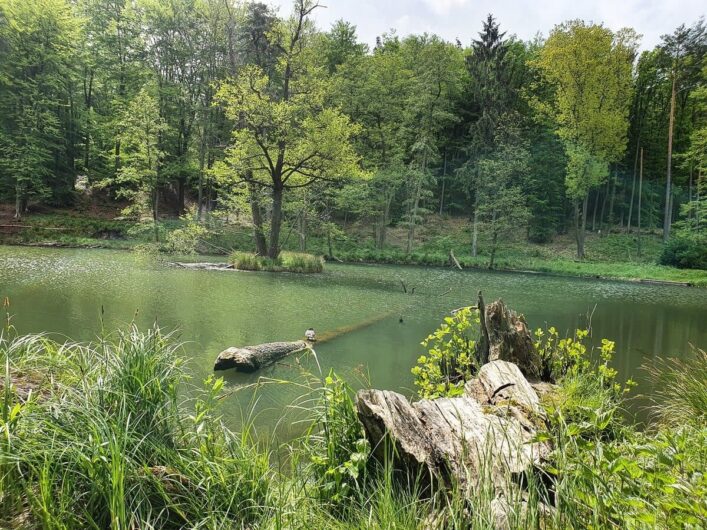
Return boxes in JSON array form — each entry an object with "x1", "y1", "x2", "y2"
[{"x1": 267, "y1": 0, "x2": 705, "y2": 50}]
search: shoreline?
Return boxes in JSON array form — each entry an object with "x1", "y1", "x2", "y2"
[{"x1": 1, "y1": 239, "x2": 703, "y2": 287}]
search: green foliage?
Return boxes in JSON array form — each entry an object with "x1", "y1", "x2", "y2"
[
  {"x1": 536, "y1": 326, "x2": 635, "y2": 441},
  {"x1": 411, "y1": 307, "x2": 479, "y2": 398},
  {"x1": 305, "y1": 371, "x2": 370, "y2": 511},
  {"x1": 164, "y1": 208, "x2": 208, "y2": 254},
  {"x1": 659, "y1": 235, "x2": 707, "y2": 269}
]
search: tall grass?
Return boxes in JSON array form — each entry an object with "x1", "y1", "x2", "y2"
[
  {"x1": 0, "y1": 327, "x2": 270, "y2": 529},
  {"x1": 1, "y1": 326, "x2": 705, "y2": 528},
  {"x1": 230, "y1": 251, "x2": 324, "y2": 273},
  {"x1": 644, "y1": 346, "x2": 707, "y2": 428}
]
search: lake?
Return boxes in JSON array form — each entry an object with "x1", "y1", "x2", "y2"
[{"x1": 1, "y1": 245, "x2": 705, "y2": 436}]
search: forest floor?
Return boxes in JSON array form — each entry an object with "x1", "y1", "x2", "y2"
[{"x1": 1, "y1": 203, "x2": 706, "y2": 286}]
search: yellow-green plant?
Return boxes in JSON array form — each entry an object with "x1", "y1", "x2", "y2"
[{"x1": 411, "y1": 307, "x2": 479, "y2": 399}]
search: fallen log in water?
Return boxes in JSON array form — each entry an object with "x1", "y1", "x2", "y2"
[
  {"x1": 174, "y1": 262, "x2": 233, "y2": 271},
  {"x1": 214, "y1": 341, "x2": 309, "y2": 372}
]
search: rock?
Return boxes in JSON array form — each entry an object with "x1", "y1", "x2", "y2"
[
  {"x1": 213, "y1": 341, "x2": 309, "y2": 372},
  {"x1": 481, "y1": 300, "x2": 542, "y2": 378}
]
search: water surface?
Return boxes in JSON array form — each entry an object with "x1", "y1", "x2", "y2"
[{"x1": 1, "y1": 246, "x2": 705, "y2": 435}]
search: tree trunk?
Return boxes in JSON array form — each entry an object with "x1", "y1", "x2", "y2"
[
  {"x1": 153, "y1": 189, "x2": 160, "y2": 243},
  {"x1": 591, "y1": 189, "x2": 600, "y2": 232},
  {"x1": 489, "y1": 230, "x2": 498, "y2": 269},
  {"x1": 471, "y1": 197, "x2": 479, "y2": 257},
  {"x1": 268, "y1": 184, "x2": 284, "y2": 259},
  {"x1": 439, "y1": 149, "x2": 447, "y2": 215},
  {"x1": 299, "y1": 192, "x2": 307, "y2": 252},
  {"x1": 214, "y1": 341, "x2": 309, "y2": 372},
  {"x1": 638, "y1": 148, "x2": 644, "y2": 256},
  {"x1": 607, "y1": 170, "x2": 617, "y2": 231},
  {"x1": 14, "y1": 185, "x2": 23, "y2": 220},
  {"x1": 599, "y1": 179, "x2": 609, "y2": 235},
  {"x1": 406, "y1": 175, "x2": 423, "y2": 255},
  {"x1": 197, "y1": 134, "x2": 206, "y2": 221},
  {"x1": 248, "y1": 181, "x2": 267, "y2": 256},
  {"x1": 574, "y1": 193, "x2": 589, "y2": 259},
  {"x1": 327, "y1": 225, "x2": 333, "y2": 258},
  {"x1": 626, "y1": 142, "x2": 639, "y2": 233},
  {"x1": 663, "y1": 75, "x2": 677, "y2": 242}
]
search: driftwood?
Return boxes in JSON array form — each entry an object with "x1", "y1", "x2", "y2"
[
  {"x1": 214, "y1": 341, "x2": 309, "y2": 372},
  {"x1": 449, "y1": 249, "x2": 462, "y2": 270}
]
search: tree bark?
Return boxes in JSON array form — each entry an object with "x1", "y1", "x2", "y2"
[
  {"x1": 214, "y1": 341, "x2": 309, "y2": 372},
  {"x1": 663, "y1": 75, "x2": 677, "y2": 242},
  {"x1": 607, "y1": 170, "x2": 617, "y2": 231},
  {"x1": 574, "y1": 193, "x2": 589, "y2": 259},
  {"x1": 638, "y1": 147, "x2": 644, "y2": 256},
  {"x1": 471, "y1": 197, "x2": 479, "y2": 257},
  {"x1": 248, "y1": 181, "x2": 267, "y2": 256},
  {"x1": 268, "y1": 183, "x2": 284, "y2": 259}
]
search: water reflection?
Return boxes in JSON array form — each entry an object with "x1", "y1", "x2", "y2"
[{"x1": 1, "y1": 245, "x2": 705, "y2": 434}]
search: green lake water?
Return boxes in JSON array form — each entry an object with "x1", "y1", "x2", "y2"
[{"x1": 1, "y1": 245, "x2": 706, "y2": 437}]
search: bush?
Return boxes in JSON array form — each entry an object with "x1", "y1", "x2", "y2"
[{"x1": 659, "y1": 235, "x2": 707, "y2": 269}]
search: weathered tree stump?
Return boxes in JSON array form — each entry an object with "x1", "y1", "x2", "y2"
[
  {"x1": 477, "y1": 297, "x2": 542, "y2": 378},
  {"x1": 356, "y1": 360, "x2": 550, "y2": 492},
  {"x1": 213, "y1": 341, "x2": 309, "y2": 372}
]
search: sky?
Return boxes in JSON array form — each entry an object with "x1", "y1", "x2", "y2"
[{"x1": 267, "y1": 0, "x2": 705, "y2": 50}]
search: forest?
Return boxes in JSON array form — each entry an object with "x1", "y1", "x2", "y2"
[
  {"x1": 1, "y1": 2, "x2": 707, "y2": 528},
  {"x1": 0, "y1": 0, "x2": 705, "y2": 270}
]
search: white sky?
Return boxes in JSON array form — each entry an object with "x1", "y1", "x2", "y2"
[{"x1": 267, "y1": 0, "x2": 705, "y2": 50}]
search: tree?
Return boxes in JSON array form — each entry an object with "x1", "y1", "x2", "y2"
[
  {"x1": 461, "y1": 15, "x2": 525, "y2": 256},
  {"x1": 320, "y1": 19, "x2": 367, "y2": 73},
  {"x1": 533, "y1": 21, "x2": 637, "y2": 258},
  {"x1": 216, "y1": 0, "x2": 363, "y2": 259},
  {"x1": 108, "y1": 86, "x2": 167, "y2": 241},
  {"x1": 657, "y1": 20, "x2": 706, "y2": 241},
  {"x1": 0, "y1": 0, "x2": 81, "y2": 218},
  {"x1": 475, "y1": 129, "x2": 531, "y2": 267}
]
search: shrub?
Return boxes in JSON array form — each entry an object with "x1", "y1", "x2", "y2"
[
  {"x1": 659, "y1": 235, "x2": 707, "y2": 269},
  {"x1": 411, "y1": 307, "x2": 480, "y2": 398}
]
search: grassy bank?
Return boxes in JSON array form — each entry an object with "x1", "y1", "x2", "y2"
[
  {"x1": 1, "y1": 319, "x2": 705, "y2": 528},
  {"x1": 2, "y1": 209, "x2": 706, "y2": 286}
]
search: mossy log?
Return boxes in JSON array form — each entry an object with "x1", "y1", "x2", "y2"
[{"x1": 213, "y1": 341, "x2": 309, "y2": 372}]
